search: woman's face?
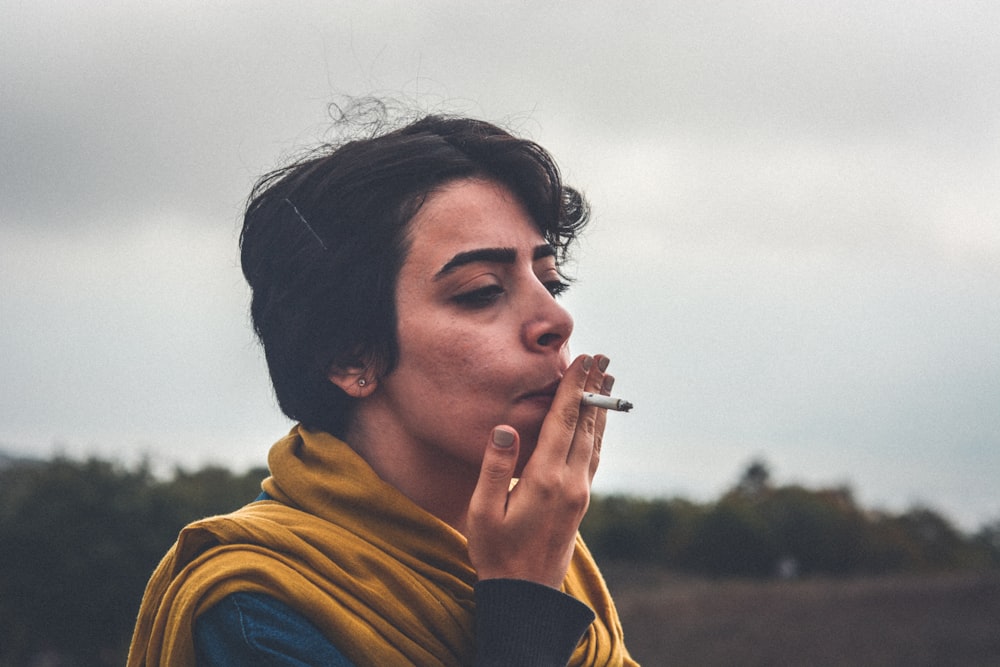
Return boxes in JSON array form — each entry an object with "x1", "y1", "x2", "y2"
[{"x1": 370, "y1": 178, "x2": 574, "y2": 473}]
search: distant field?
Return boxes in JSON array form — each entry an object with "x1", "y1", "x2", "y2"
[{"x1": 602, "y1": 564, "x2": 1000, "y2": 666}]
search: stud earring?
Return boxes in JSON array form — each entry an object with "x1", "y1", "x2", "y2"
[{"x1": 357, "y1": 378, "x2": 367, "y2": 387}]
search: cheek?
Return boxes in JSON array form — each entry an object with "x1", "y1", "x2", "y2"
[
  {"x1": 398, "y1": 324, "x2": 487, "y2": 392},
  {"x1": 403, "y1": 318, "x2": 511, "y2": 390},
  {"x1": 439, "y1": 343, "x2": 510, "y2": 396}
]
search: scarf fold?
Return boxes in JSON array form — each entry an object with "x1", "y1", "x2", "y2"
[{"x1": 127, "y1": 425, "x2": 634, "y2": 666}]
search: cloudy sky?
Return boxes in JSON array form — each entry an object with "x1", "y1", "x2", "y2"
[{"x1": 2, "y1": 1, "x2": 998, "y2": 530}]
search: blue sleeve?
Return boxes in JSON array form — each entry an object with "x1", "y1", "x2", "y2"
[{"x1": 194, "y1": 591, "x2": 356, "y2": 667}]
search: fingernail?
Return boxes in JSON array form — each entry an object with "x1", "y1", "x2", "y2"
[
  {"x1": 603, "y1": 375, "x2": 615, "y2": 392},
  {"x1": 598, "y1": 356, "x2": 610, "y2": 372},
  {"x1": 492, "y1": 428, "x2": 515, "y2": 448},
  {"x1": 582, "y1": 355, "x2": 593, "y2": 371}
]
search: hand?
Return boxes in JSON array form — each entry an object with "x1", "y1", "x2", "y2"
[{"x1": 467, "y1": 354, "x2": 612, "y2": 588}]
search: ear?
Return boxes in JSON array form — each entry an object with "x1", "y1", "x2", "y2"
[{"x1": 327, "y1": 363, "x2": 378, "y2": 398}]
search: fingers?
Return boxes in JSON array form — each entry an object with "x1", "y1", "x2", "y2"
[
  {"x1": 561, "y1": 355, "x2": 605, "y2": 469},
  {"x1": 590, "y1": 373, "x2": 613, "y2": 481},
  {"x1": 469, "y1": 426, "x2": 520, "y2": 525},
  {"x1": 530, "y1": 354, "x2": 597, "y2": 469}
]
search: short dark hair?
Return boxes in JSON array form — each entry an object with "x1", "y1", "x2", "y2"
[{"x1": 240, "y1": 113, "x2": 590, "y2": 437}]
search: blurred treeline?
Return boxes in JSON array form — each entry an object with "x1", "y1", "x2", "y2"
[
  {"x1": 1, "y1": 455, "x2": 997, "y2": 666},
  {"x1": 582, "y1": 461, "x2": 1000, "y2": 577},
  {"x1": 0, "y1": 455, "x2": 267, "y2": 666}
]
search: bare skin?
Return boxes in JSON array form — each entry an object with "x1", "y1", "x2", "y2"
[{"x1": 330, "y1": 178, "x2": 611, "y2": 588}]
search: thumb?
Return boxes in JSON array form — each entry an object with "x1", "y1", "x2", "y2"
[{"x1": 470, "y1": 427, "x2": 519, "y2": 519}]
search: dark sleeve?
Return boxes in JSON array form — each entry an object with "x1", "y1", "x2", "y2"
[
  {"x1": 194, "y1": 592, "x2": 356, "y2": 667},
  {"x1": 473, "y1": 578, "x2": 596, "y2": 667}
]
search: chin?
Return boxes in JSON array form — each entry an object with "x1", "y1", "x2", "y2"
[
  {"x1": 503, "y1": 415, "x2": 543, "y2": 474},
  {"x1": 513, "y1": 436, "x2": 538, "y2": 476}
]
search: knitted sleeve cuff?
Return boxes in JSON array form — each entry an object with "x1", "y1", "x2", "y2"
[{"x1": 473, "y1": 578, "x2": 596, "y2": 666}]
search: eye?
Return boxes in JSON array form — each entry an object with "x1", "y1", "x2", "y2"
[
  {"x1": 453, "y1": 284, "x2": 505, "y2": 308},
  {"x1": 545, "y1": 280, "x2": 570, "y2": 298}
]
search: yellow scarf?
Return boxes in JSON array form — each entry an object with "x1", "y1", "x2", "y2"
[{"x1": 128, "y1": 426, "x2": 635, "y2": 666}]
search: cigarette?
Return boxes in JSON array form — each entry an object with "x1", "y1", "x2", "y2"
[{"x1": 581, "y1": 392, "x2": 634, "y2": 412}]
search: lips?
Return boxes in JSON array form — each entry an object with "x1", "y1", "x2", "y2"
[{"x1": 518, "y1": 379, "x2": 561, "y2": 403}]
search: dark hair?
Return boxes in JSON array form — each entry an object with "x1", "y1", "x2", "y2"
[{"x1": 240, "y1": 113, "x2": 590, "y2": 437}]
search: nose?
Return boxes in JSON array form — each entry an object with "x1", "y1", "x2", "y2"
[{"x1": 523, "y1": 285, "x2": 574, "y2": 353}]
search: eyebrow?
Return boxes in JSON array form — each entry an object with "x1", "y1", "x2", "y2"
[{"x1": 434, "y1": 244, "x2": 556, "y2": 280}]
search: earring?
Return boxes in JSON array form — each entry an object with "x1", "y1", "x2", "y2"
[{"x1": 357, "y1": 378, "x2": 367, "y2": 387}]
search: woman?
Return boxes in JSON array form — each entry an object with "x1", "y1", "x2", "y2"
[{"x1": 128, "y1": 112, "x2": 637, "y2": 665}]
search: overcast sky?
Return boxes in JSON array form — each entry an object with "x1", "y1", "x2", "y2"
[{"x1": 2, "y1": 1, "x2": 998, "y2": 530}]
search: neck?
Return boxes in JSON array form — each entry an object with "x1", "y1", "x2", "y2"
[{"x1": 341, "y1": 413, "x2": 479, "y2": 535}]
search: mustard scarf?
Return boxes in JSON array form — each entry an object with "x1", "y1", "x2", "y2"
[{"x1": 128, "y1": 426, "x2": 635, "y2": 666}]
